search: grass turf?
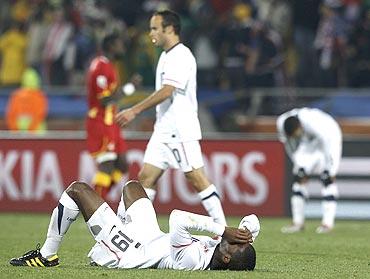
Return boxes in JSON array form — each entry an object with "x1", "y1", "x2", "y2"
[{"x1": 1, "y1": 213, "x2": 369, "y2": 278}]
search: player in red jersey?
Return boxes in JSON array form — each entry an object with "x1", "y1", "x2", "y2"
[{"x1": 86, "y1": 33, "x2": 128, "y2": 199}]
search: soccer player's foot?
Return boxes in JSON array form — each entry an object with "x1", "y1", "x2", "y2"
[
  {"x1": 315, "y1": 224, "x2": 333, "y2": 234},
  {"x1": 281, "y1": 224, "x2": 304, "y2": 233},
  {"x1": 9, "y1": 244, "x2": 59, "y2": 267}
]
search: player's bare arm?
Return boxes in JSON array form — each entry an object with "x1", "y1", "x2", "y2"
[{"x1": 115, "y1": 84, "x2": 175, "y2": 127}]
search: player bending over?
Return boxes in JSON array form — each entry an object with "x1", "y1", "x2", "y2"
[
  {"x1": 277, "y1": 107, "x2": 342, "y2": 234},
  {"x1": 10, "y1": 180, "x2": 259, "y2": 271}
]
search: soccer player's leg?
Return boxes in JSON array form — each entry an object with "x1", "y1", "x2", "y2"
[
  {"x1": 281, "y1": 167, "x2": 309, "y2": 233},
  {"x1": 316, "y1": 171, "x2": 339, "y2": 233},
  {"x1": 116, "y1": 180, "x2": 148, "y2": 221},
  {"x1": 10, "y1": 182, "x2": 104, "y2": 267},
  {"x1": 176, "y1": 141, "x2": 227, "y2": 226},
  {"x1": 317, "y1": 138, "x2": 341, "y2": 233},
  {"x1": 139, "y1": 137, "x2": 167, "y2": 201}
]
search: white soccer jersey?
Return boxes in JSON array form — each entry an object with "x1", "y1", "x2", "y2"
[
  {"x1": 87, "y1": 199, "x2": 173, "y2": 269},
  {"x1": 153, "y1": 43, "x2": 202, "y2": 143},
  {"x1": 168, "y1": 210, "x2": 260, "y2": 270},
  {"x1": 169, "y1": 209, "x2": 224, "y2": 270},
  {"x1": 277, "y1": 107, "x2": 342, "y2": 175}
]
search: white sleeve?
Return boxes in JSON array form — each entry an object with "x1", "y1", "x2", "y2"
[
  {"x1": 169, "y1": 209, "x2": 225, "y2": 270},
  {"x1": 169, "y1": 209, "x2": 225, "y2": 247},
  {"x1": 162, "y1": 52, "x2": 190, "y2": 90}
]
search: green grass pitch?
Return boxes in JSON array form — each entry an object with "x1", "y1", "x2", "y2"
[{"x1": 1, "y1": 213, "x2": 369, "y2": 278}]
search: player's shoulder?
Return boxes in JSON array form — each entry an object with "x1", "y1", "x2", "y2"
[
  {"x1": 90, "y1": 56, "x2": 110, "y2": 67},
  {"x1": 169, "y1": 43, "x2": 195, "y2": 60}
]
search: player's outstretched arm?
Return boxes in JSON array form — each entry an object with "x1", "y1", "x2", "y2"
[{"x1": 115, "y1": 85, "x2": 175, "y2": 127}]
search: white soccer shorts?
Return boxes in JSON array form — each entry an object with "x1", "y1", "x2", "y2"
[
  {"x1": 293, "y1": 139, "x2": 341, "y2": 176},
  {"x1": 143, "y1": 139, "x2": 204, "y2": 172}
]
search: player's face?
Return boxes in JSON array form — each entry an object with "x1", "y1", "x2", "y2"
[
  {"x1": 291, "y1": 127, "x2": 303, "y2": 139},
  {"x1": 112, "y1": 39, "x2": 125, "y2": 56},
  {"x1": 149, "y1": 15, "x2": 166, "y2": 47}
]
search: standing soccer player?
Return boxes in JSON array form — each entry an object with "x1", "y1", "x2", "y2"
[
  {"x1": 277, "y1": 107, "x2": 342, "y2": 233},
  {"x1": 86, "y1": 33, "x2": 128, "y2": 199},
  {"x1": 116, "y1": 10, "x2": 226, "y2": 225}
]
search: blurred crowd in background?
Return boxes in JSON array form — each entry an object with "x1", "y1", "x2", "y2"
[{"x1": 1, "y1": 0, "x2": 370, "y2": 91}]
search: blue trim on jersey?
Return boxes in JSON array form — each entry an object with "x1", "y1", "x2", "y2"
[
  {"x1": 292, "y1": 191, "x2": 305, "y2": 198},
  {"x1": 323, "y1": 195, "x2": 337, "y2": 201},
  {"x1": 201, "y1": 192, "x2": 220, "y2": 201},
  {"x1": 57, "y1": 203, "x2": 64, "y2": 235}
]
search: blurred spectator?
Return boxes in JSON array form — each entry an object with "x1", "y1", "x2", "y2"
[
  {"x1": 42, "y1": 7, "x2": 74, "y2": 85},
  {"x1": 218, "y1": 2, "x2": 255, "y2": 90},
  {"x1": 256, "y1": 0, "x2": 292, "y2": 42},
  {"x1": 347, "y1": 9, "x2": 370, "y2": 87},
  {"x1": 11, "y1": 0, "x2": 33, "y2": 24},
  {"x1": 314, "y1": 0, "x2": 348, "y2": 87},
  {"x1": 0, "y1": 21, "x2": 28, "y2": 86},
  {"x1": 243, "y1": 22, "x2": 284, "y2": 89},
  {"x1": 27, "y1": 5, "x2": 52, "y2": 76},
  {"x1": 190, "y1": 1, "x2": 219, "y2": 88},
  {"x1": 130, "y1": 28, "x2": 157, "y2": 87},
  {"x1": 292, "y1": 0, "x2": 321, "y2": 87},
  {"x1": 5, "y1": 67, "x2": 48, "y2": 133}
]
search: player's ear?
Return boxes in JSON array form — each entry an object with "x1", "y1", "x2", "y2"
[{"x1": 165, "y1": 25, "x2": 174, "y2": 34}]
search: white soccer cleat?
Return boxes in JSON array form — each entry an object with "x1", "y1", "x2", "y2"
[
  {"x1": 281, "y1": 224, "x2": 304, "y2": 234},
  {"x1": 315, "y1": 224, "x2": 333, "y2": 234}
]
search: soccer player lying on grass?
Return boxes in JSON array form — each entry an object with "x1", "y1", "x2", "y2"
[{"x1": 9, "y1": 180, "x2": 259, "y2": 271}]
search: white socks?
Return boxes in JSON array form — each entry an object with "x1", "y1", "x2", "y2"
[
  {"x1": 116, "y1": 194, "x2": 126, "y2": 223},
  {"x1": 40, "y1": 192, "x2": 79, "y2": 258},
  {"x1": 291, "y1": 183, "x2": 308, "y2": 227},
  {"x1": 291, "y1": 195, "x2": 305, "y2": 227},
  {"x1": 321, "y1": 183, "x2": 338, "y2": 228},
  {"x1": 144, "y1": 188, "x2": 157, "y2": 202},
  {"x1": 198, "y1": 184, "x2": 227, "y2": 226}
]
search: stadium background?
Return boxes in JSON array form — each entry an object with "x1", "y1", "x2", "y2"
[
  {"x1": 1, "y1": 0, "x2": 369, "y2": 219},
  {"x1": 1, "y1": 1, "x2": 370, "y2": 278}
]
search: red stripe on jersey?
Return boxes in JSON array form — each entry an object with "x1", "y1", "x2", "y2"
[
  {"x1": 163, "y1": 78, "x2": 181, "y2": 85},
  {"x1": 102, "y1": 240, "x2": 121, "y2": 262},
  {"x1": 172, "y1": 241, "x2": 194, "y2": 249}
]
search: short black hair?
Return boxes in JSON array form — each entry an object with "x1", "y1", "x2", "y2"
[
  {"x1": 210, "y1": 243, "x2": 256, "y2": 271},
  {"x1": 284, "y1": 116, "x2": 301, "y2": 137},
  {"x1": 102, "y1": 33, "x2": 120, "y2": 53},
  {"x1": 153, "y1": 10, "x2": 181, "y2": 35},
  {"x1": 228, "y1": 244, "x2": 256, "y2": 271}
]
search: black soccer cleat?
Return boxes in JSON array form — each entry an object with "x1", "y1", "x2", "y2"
[{"x1": 9, "y1": 244, "x2": 59, "y2": 267}]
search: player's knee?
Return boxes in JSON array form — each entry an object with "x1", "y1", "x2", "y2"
[
  {"x1": 320, "y1": 170, "x2": 334, "y2": 186},
  {"x1": 124, "y1": 180, "x2": 148, "y2": 196},
  {"x1": 294, "y1": 168, "x2": 308, "y2": 184},
  {"x1": 66, "y1": 181, "x2": 91, "y2": 199},
  {"x1": 169, "y1": 209, "x2": 182, "y2": 228},
  {"x1": 123, "y1": 180, "x2": 142, "y2": 193}
]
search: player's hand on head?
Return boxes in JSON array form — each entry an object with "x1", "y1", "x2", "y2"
[
  {"x1": 115, "y1": 108, "x2": 136, "y2": 127},
  {"x1": 222, "y1": 227, "x2": 253, "y2": 244}
]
